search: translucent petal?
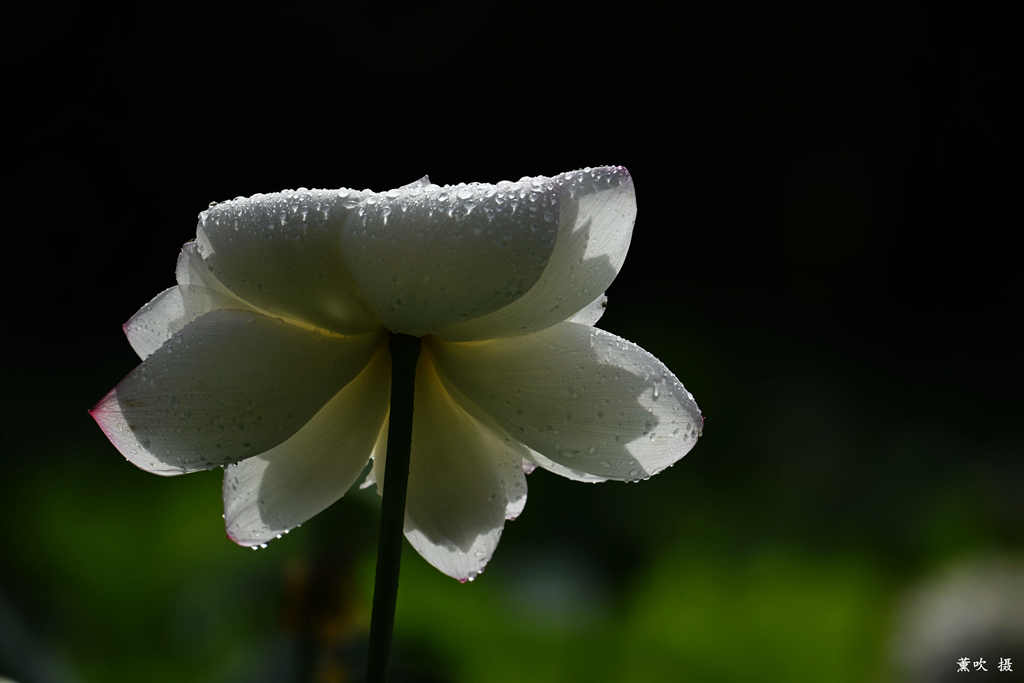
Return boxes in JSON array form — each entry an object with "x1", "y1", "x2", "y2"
[
  {"x1": 428, "y1": 321, "x2": 702, "y2": 482},
  {"x1": 396, "y1": 347, "x2": 528, "y2": 581},
  {"x1": 360, "y1": 415, "x2": 388, "y2": 491},
  {"x1": 566, "y1": 293, "x2": 608, "y2": 326},
  {"x1": 521, "y1": 447, "x2": 609, "y2": 483},
  {"x1": 123, "y1": 286, "x2": 185, "y2": 360},
  {"x1": 223, "y1": 346, "x2": 391, "y2": 545},
  {"x1": 340, "y1": 175, "x2": 560, "y2": 336},
  {"x1": 124, "y1": 243, "x2": 253, "y2": 360},
  {"x1": 90, "y1": 309, "x2": 385, "y2": 475},
  {"x1": 436, "y1": 167, "x2": 635, "y2": 341},
  {"x1": 196, "y1": 188, "x2": 379, "y2": 335}
]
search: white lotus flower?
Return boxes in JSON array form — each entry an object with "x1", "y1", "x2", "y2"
[{"x1": 91, "y1": 166, "x2": 702, "y2": 581}]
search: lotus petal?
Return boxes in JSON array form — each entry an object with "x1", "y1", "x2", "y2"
[
  {"x1": 340, "y1": 176, "x2": 560, "y2": 336},
  {"x1": 223, "y1": 346, "x2": 391, "y2": 545},
  {"x1": 91, "y1": 309, "x2": 384, "y2": 475},
  {"x1": 196, "y1": 189, "x2": 379, "y2": 335},
  {"x1": 428, "y1": 321, "x2": 702, "y2": 481},
  {"x1": 125, "y1": 243, "x2": 254, "y2": 359},
  {"x1": 389, "y1": 347, "x2": 528, "y2": 581},
  {"x1": 437, "y1": 167, "x2": 635, "y2": 341}
]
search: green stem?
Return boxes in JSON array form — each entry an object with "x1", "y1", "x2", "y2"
[{"x1": 366, "y1": 333, "x2": 420, "y2": 683}]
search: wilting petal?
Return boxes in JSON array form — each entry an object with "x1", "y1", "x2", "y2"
[
  {"x1": 428, "y1": 321, "x2": 702, "y2": 482},
  {"x1": 125, "y1": 243, "x2": 254, "y2": 360},
  {"x1": 91, "y1": 309, "x2": 384, "y2": 475},
  {"x1": 223, "y1": 345, "x2": 391, "y2": 545},
  {"x1": 196, "y1": 189, "x2": 379, "y2": 335},
  {"x1": 340, "y1": 176, "x2": 559, "y2": 336},
  {"x1": 392, "y1": 347, "x2": 528, "y2": 581},
  {"x1": 436, "y1": 167, "x2": 635, "y2": 341}
]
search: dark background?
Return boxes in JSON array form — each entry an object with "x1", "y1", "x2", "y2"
[{"x1": 3, "y1": 2, "x2": 1020, "y2": 682}]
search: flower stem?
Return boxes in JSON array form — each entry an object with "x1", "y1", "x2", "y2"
[{"x1": 366, "y1": 332, "x2": 420, "y2": 683}]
